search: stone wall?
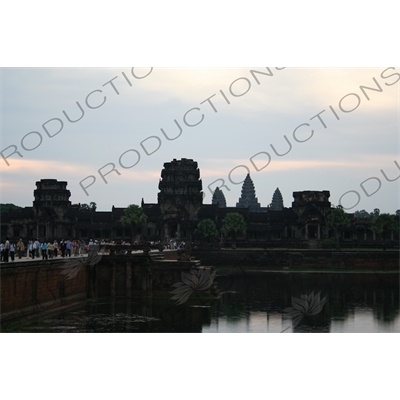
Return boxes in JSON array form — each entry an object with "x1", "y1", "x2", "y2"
[
  {"x1": 93, "y1": 254, "x2": 202, "y2": 298},
  {"x1": 1, "y1": 253, "x2": 203, "y2": 324},
  {"x1": 163, "y1": 250, "x2": 178, "y2": 260},
  {"x1": 1, "y1": 260, "x2": 87, "y2": 323},
  {"x1": 192, "y1": 249, "x2": 399, "y2": 270}
]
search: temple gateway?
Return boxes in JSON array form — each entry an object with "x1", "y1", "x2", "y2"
[{"x1": 1, "y1": 158, "x2": 398, "y2": 247}]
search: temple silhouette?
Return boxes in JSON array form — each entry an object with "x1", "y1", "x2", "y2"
[{"x1": 1, "y1": 158, "x2": 397, "y2": 247}]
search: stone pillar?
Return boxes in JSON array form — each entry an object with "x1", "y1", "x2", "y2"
[
  {"x1": 373, "y1": 232, "x2": 376, "y2": 241},
  {"x1": 110, "y1": 262, "x2": 116, "y2": 297},
  {"x1": 141, "y1": 265, "x2": 153, "y2": 299},
  {"x1": 110, "y1": 298, "x2": 115, "y2": 316},
  {"x1": 317, "y1": 225, "x2": 321, "y2": 239},
  {"x1": 305, "y1": 224, "x2": 309, "y2": 239},
  {"x1": 126, "y1": 263, "x2": 132, "y2": 298},
  {"x1": 164, "y1": 223, "x2": 169, "y2": 237},
  {"x1": 364, "y1": 231, "x2": 367, "y2": 241},
  {"x1": 177, "y1": 223, "x2": 181, "y2": 239},
  {"x1": 125, "y1": 299, "x2": 131, "y2": 332},
  {"x1": 95, "y1": 264, "x2": 98, "y2": 298},
  {"x1": 141, "y1": 301, "x2": 153, "y2": 318}
]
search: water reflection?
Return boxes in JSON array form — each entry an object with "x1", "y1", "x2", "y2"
[
  {"x1": 3, "y1": 272, "x2": 399, "y2": 333},
  {"x1": 205, "y1": 272, "x2": 399, "y2": 333}
]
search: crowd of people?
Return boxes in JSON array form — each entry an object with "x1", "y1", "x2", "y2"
[
  {"x1": 0, "y1": 238, "x2": 102, "y2": 262},
  {"x1": 1, "y1": 236, "x2": 189, "y2": 262},
  {"x1": 163, "y1": 238, "x2": 186, "y2": 250}
]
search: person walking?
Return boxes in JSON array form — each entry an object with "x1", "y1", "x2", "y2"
[
  {"x1": 33, "y1": 239, "x2": 40, "y2": 258},
  {"x1": 80, "y1": 239, "x2": 85, "y2": 255},
  {"x1": 9, "y1": 241, "x2": 15, "y2": 262},
  {"x1": 0, "y1": 242, "x2": 4, "y2": 262},
  {"x1": 65, "y1": 239, "x2": 72, "y2": 257},
  {"x1": 48, "y1": 241, "x2": 54, "y2": 259},
  {"x1": 74, "y1": 239, "x2": 80, "y2": 256},
  {"x1": 16, "y1": 238, "x2": 25, "y2": 259},
  {"x1": 60, "y1": 239, "x2": 66, "y2": 257},
  {"x1": 4, "y1": 237, "x2": 10, "y2": 262},
  {"x1": 32, "y1": 239, "x2": 36, "y2": 258},
  {"x1": 53, "y1": 240, "x2": 59, "y2": 257},
  {"x1": 28, "y1": 240, "x2": 33, "y2": 258},
  {"x1": 41, "y1": 241, "x2": 48, "y2": 260}
]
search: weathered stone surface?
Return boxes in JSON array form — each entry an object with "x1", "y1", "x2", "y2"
[
  {"x1": 157, "y1": 158, "x2": 203, "y2": 238},
  {"x1": 0, "y1": 259, "x2": 87, "y2": 322}
]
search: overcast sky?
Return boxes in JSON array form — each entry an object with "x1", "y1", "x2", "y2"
[{"x1": 1, "y1": 67, "x2": 399, "y2": 213}]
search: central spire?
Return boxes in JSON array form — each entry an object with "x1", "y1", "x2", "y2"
[{"x1": 236, "y1": 174, "x2": 260, "y2": 211}]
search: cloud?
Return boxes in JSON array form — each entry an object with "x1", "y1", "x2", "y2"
[
  {"x1": 2, "y1": 159, "x2": 83, "y2": 174},
  {"x1": 201, "y1": 154, "x2": 394, "y2": 178},
  {"x1": 135, "y1": 67, "x2": 399, "y2": 117},
  {"x1": 1, "y1": 158, "x2": 163, "y2": 182}
]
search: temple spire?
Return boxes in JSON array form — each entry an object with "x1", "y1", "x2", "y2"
[
  {"x1": 236, "y1": 174, "x2": 260, "y2": 211},
  {"x1": 212, "y1": 187, "x2": 227, "y2": 208},
  {"x1": 270, "y1": 187, "x2": 284, "y2": 210}
]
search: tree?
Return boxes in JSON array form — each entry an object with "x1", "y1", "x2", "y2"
[
  {"x1": 120, "y1": 204, "x2": 147, "y2": 241},
  {"x1": 327, "y1": 205, "x2": 350, "y2": 246},
  {"x1": 0, "y1": 203, "x2": 22, "y2": 213},
  {"x1": 80, "y1": 202, "x2": 97, "y2": 211},
  {"x1": 195, "y1": 219, "x2": 218, "y2": 243},
  {"x1": 221, "y1": 212, "x2": 247, "y2": 249},
  {"x1": 370, "y1": 208, "x2": 380, "y2": 217},
  {"x1": 396, "y1": 210, "x2": 400, "y2": 217},
  {"x1": 371, "y1": 213, "x2": 398, "y2": 250},
  {"x1": 354, "y1": 209, "x2": 370, "y2": 219}
]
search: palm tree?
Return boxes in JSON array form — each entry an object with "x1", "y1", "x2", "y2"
[
  {"x1": 371, "y1": 213, "x2": 398, "y2": 250},
  {"x1": 80, "y1": 202, "x2": 97, "y2": 211},
  {"x1": 354, "y1": 209, "x2": 370, "y2": 219},
  {"x1": 120, "y1": 204, "x2": 147, "y2": 242},
  {"x1": 327, "y1": 205, "x2": 350, "y2": 248},
  {"x1": 221, "y1": 212, "x2": 247, "y2": 249},
  {"x1": 195, "y1": 219, "x2": 218, "y2": 243}
]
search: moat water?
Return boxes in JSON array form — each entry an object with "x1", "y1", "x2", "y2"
[{"x1": 3, "y1": 271, "x2": 400, "y2": 333}]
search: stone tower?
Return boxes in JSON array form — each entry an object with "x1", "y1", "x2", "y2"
[
  {"x1": 212, "y1": 187, "x2": 227, "y2": 208},
  {"x1": 157, "y1": 158, "x2": 203, "y2": 238},
  {"x1": 236, "y1": 174, "x2": 260, "y2": 211},
  {"x1": 32, "y1": 179, "x2": 72, "y2": 239},
  {"x1": 33, "y1": 179, "x2": 71, "y2": 218},
  {"x1": 292, "y1": 191, "x2": 331, "y2": 239},
  {"x1": 270, "y1": 188, "x2": 284, "y2": 210}
]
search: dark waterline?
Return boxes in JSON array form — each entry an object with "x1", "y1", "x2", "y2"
[{"x1": 3, "y1": 271, "x2": 399, "y2": 333}]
